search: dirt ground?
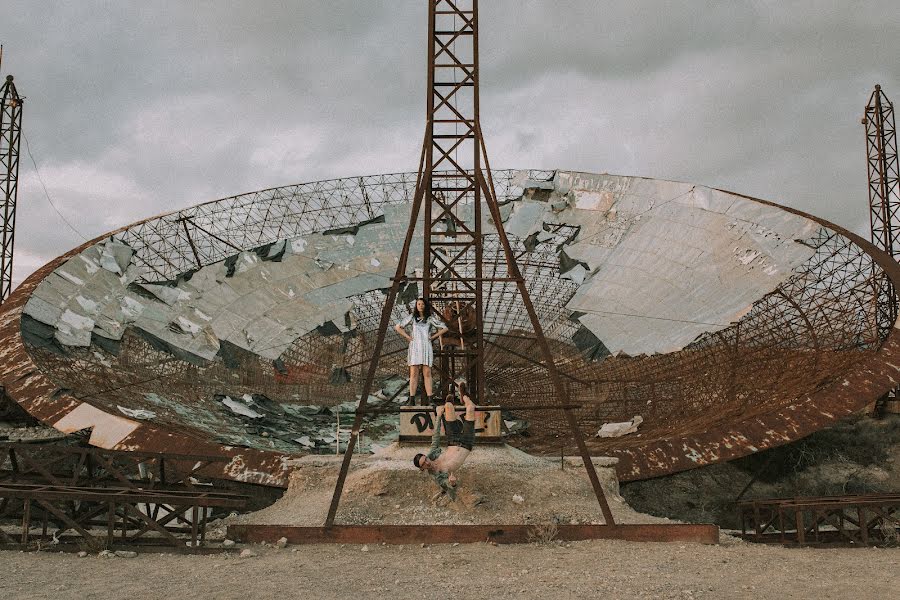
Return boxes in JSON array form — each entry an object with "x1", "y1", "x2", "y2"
[
  {"x1": 2, "y1": 537, "x2": 897, "y2": 600},
  {"x1": 2, "y1": 436, "x2": 898, "y2": 599},
  {"x1": 231, "y1": 444, "x2": 651, "y2": 527}
]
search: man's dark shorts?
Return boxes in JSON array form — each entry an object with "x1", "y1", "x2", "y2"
[{"x1": 446, "y1": 418, "x2": 476, "y2": 451}]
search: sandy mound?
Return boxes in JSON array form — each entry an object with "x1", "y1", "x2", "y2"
[{"x1": 235, "y1": 443, "x2": 676, "y2": 526}]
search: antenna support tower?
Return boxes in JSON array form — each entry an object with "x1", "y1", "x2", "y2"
[
  {"x1": 863, "y1": 86, "x2": 900, "y2": 336},
  {"x1": 863, "y1": 85, "x2": 900, "y2": 416},
  {"x1": 0, "y1": 63, "x2": 23, "y2": 305},
  {"x1": 324, "y1": 0, "x2": 614, "y2": 527}
]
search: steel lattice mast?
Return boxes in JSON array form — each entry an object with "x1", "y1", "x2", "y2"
[
  {"x1": 863, "y1": 85, "x2": 900, "y2": 336},
  {"x1": 325, "y1": 0, "x2": 614, "y2": 527},
  {"x1": 0, "y1": 72, "x2": 23, "y2": 305}
]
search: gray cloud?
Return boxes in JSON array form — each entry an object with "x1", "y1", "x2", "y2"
[{"x1": 1, "y1": 1, "x2": 898, "y2": 289}]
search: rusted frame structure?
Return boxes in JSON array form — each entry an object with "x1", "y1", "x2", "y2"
[
  {"x1": 738, "y1": 494, "x2": 900, "y2": 547},
  {"x1": 0, "y1": 442, "x2": 229, "y2": 490},
  {"x1": 863, "y1": 85, "x2": 900, "y2": 339},
  {"x1": 323, "y1": 0, "x2": 614, "y2": 529},
  {"x1": 0, "y1": 69, "x2": 22, "y2": 305},
  {"x1": 0, "y1": 443, "x2": 241, "y2": 542},
  {"x1": 227, "y1": 522, "x2": 719, "y2": 546},
  {"x1": 0, "y1": 482, "x2": 247, "y2": 550}
]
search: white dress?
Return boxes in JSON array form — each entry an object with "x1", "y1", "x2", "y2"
[{"x1": 398, "y1": 313, "x2": 446, "y2": 366}]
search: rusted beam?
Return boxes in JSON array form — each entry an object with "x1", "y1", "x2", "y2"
[{"x1": 227, "y1": 523, "x2": 719, "y2": 545}]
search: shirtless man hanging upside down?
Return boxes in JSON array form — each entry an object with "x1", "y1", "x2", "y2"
[{"x1": 412, "y1": 384, "x2": 476, "y2": 500}]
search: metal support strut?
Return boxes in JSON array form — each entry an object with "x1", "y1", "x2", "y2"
[
  {"x1": 325, "y1": 0, "x2": 614, "y2": 527},
  {"x1": 0, "y1": 56, "x2": 23, "y2": 305}
]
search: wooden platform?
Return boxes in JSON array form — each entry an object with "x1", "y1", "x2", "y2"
[{"x1": 227, "y1": 523, "x2": 720, "y2": 545}]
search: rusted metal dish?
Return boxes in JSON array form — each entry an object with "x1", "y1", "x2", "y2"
[{"x1": 2, "y1": 170, "x2": 898, "y2": 486}]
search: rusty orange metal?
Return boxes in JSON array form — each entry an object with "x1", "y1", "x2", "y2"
[{"x1": 226, "y1": 523, "x2": 720, "y2": 545}]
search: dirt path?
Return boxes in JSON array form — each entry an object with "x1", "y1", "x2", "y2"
[{"x1": 2, "y1": 537, "x2": 897, "y2": 600}]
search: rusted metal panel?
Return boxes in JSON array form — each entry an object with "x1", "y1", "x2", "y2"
[{"x1": 226, "y1": 523, "x2": 720, "y2": 545}]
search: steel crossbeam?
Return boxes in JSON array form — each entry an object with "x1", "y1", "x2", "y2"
[
  {"x1": 0, "y1": 482, "x2": 247, "y2": 549},
  {"x1": 738, "y1": 493, "x2": 900, "y2": 546},
  {"x1": 0, "y1": 442, "x2": 229, "y2": 490}
]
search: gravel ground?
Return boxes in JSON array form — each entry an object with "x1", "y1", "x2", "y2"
[{"x1": 1, "y1": 537, "x2": 897, "y2": 600}]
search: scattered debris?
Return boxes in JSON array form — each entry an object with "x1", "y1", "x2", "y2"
[
  {"x1": 596, "y1": 415, "x2": 643, "y2": 438},
  {"x1": 117, "y1": 406, "x2": 157, "y2": 420},
  {"x1": 220, "y1": 396, "x2": 264, "y2": 419}
]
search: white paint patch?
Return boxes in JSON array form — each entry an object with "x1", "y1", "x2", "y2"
[
  {"x1": 53, "y1": 403, "x2": 140, "y2": 448},
  {"x1": 573, "y1": 190, "x2": 616, "y2": 212},
  {"x1": 75, "y1": 295, "x2": 99, "y2": 314},
  {"x1": 57, "y1": 270, "x2": 85, "y2": 286},
  {"x1": 117, "y1": 405, "x2": 157, "y2": 420},
  {"x1": 735, "y1": 248, "x2": 762, "y2": 265},
  {"x1": 79, "y1": 255, "x2": 101, "y2": 274},
  {"x1": 682, "y1": 444, "x2": 704, "y2": 463}
]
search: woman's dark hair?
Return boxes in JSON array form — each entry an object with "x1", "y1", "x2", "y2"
[
  {"x1": 413, "y1": 297, "x2": 432, "y2": 322},
  {"x1": 457, "y1": 381, "x2": 468, "y2": 399}
]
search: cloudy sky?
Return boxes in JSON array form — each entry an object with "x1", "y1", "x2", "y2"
[{"x1": 1, "y1": 1, "x2": 898, "y2": 289}]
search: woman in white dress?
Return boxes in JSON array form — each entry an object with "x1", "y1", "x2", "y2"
[{"x1": 394, "y1": 297, "x2": 448, "y2": 403}]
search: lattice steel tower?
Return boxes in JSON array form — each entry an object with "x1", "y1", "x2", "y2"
[
  {"x1": 863, "y1": 85, "x2": 900, "y2": 336},
  {"x1": 324, "y1": 0, "x2": 614, "y2": 527},
  {"x1": 0, "y1": 71, "x2": 23, "y2": 305}
]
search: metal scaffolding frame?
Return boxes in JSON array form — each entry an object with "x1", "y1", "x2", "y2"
[
  {"x1": 0, "y1": 72, "x2": 23, "y2": 305},
  {"x1": 323, "y1": 0, "x2": 613, "y2": 527},
  {"x1": 863, "y1": 85, "x2": 900, "y2": 340}
]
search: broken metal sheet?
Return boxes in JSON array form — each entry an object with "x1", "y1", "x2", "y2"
[
  {"x1": 99, "y1": 239, "x2": 134, "y2": 275},
  {"x1": 55, "y1": 309, "x2": 94, "y2": 347},
  {"x1": 221, "y1": 396, "x2": 264, "y2": 419},
  {"x1": 596, "y1": 415, "x2": 643, "y2": 438}
]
